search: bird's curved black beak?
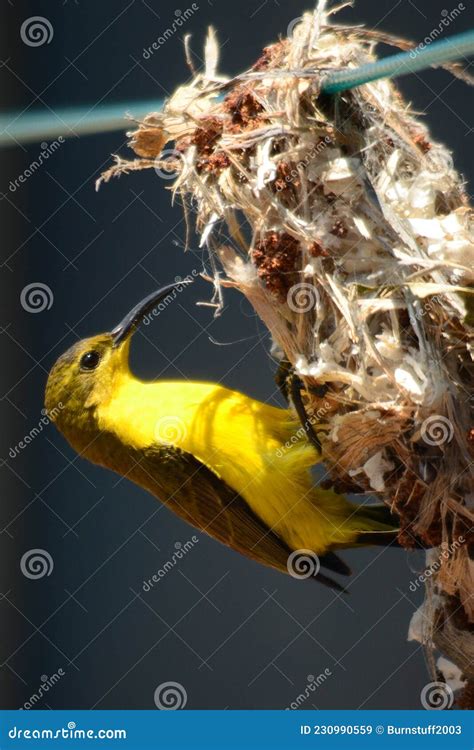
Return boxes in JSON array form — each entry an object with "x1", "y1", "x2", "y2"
[{"x1": 111, "y1": 279, "x2": 193, "y2": 347}]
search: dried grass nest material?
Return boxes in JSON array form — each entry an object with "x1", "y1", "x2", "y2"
[{"x1": 100, "y1": 3, "x2": 474, "y2": 703}]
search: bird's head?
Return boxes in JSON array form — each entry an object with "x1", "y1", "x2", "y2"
[{"x1": 45, "y1": 281, "x2": 192, "y2": 438}]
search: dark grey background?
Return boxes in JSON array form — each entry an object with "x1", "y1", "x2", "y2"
[{"x1": 1, "y1": 0, "x2": 472, "y2": 711}]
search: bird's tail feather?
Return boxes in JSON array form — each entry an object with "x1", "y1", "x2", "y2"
[
  {"x1": 356, "y1": 502, "x2": 399, "y2": 527},
  {"x1": 353, "y1": 503, "x2": 401, "y2": 547}
]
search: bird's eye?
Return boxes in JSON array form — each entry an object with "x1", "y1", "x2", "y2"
[{"x1": 80, "y1": 350, "x2": 101, "y2": 371}]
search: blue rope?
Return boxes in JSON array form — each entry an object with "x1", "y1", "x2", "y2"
[
  {"x1": 0, "y1": 99, "x2": 161, "y2": 147},
  {"x1": 322, "y1": 28, "x2": 474, "y2": 94},
  {"x1": 1, "y1": 29, "x2": 473, "y2": 147}
]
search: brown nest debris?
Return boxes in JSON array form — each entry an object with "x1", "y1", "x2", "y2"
[{"x1": 99, "y1": 3, "x2": 474, "y2": 707}]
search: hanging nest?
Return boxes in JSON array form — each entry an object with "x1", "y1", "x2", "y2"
[{"x1": 99, "y1": 2, "x2": 474, "y2": 708}]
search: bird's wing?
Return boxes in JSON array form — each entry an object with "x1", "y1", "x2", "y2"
[
  {"x1": 138, "y1": 445, "x2": 346, "y2": 591},
  {"x1": 160, "y1": 449, "x2": 296, "y2": 573}
]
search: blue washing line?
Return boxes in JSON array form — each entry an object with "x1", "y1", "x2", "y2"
[{"x1": 1, "y1": 29, "x2": 473, "y2": 147}]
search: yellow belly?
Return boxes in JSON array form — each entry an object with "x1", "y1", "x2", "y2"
[{"x1": 97, "y1": 379, "x2": 338, "y2": 551}]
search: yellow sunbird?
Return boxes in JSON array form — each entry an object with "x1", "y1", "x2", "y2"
[{"x1": 45, "y1": 282, "x2": 400, "y2": 591}]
